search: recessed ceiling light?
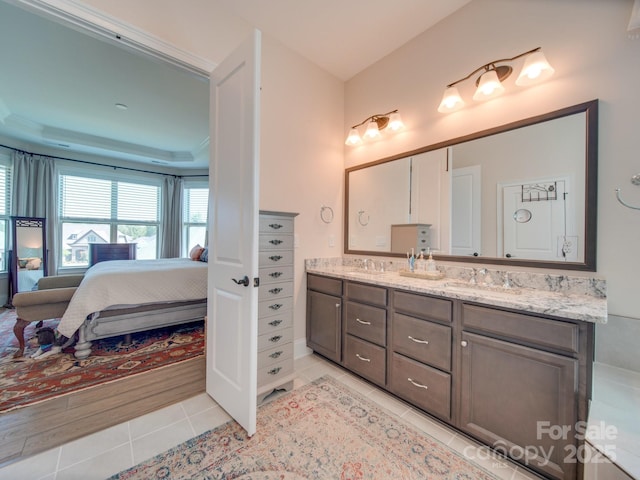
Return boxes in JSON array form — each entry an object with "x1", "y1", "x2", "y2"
[{"x1": 115, "y1": 103, "x2": 128, "y2": 110}]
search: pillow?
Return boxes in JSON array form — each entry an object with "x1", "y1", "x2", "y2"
[
  {"x1": 189, "y1": 244, "x2": 204, "y2": 261},
  {"x1": 199, "y1": 247, "x2": 208, "y2": 263}
]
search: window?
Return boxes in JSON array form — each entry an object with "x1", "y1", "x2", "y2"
[
  {"x1": 0, "y1": 153, "x2": 11, "y2": 272},
  {"x1": 183, "y1": 183, "x2": 208, "y2": 256},
  {"x1": 58, "y1": 171, "x2": 161, "y2": 267}
]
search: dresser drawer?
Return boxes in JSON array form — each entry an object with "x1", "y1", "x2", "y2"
[
  {"x1": 259, "y1": 215, "x2": 294, "y2": 234},
  {"x1": 258, "y1": 310, "x2": 293, "y2": 335},
  {"x1": 259, "y1": 234, "x2": 294, "y2": 251},
  {"x1": 259, "y1": 281, "x2": 294, "y2": 301},
  {"x1": 258, "y1": 297, "x2": 293, "y2": 318},
  {"x1": 258, "y1": 327, "x2": 293, "y2": 351},
  {"x1": 346, "y1": 282, "x2": 387, "y2": 307},
  {"x1": 258, "y1": 359, "x2": 294, "y2": 387},
  {"x1": 258, "y1": 342, "x2": 294, "y2": 368},
  {"x1": 259, "y1": 250, "x2": 294, "y2": 267},
  {"x1": 307, "y1": 274, "x2": 342, "y2": 296},
  {"x1": 344, "y1": 334, "x2": 386, "y2": 386},
  {"x1": 260, "y1": 265, "x2": 294, "y2": 284},
  {"x1": 462, "y1": 304, "x2": 579, "y2": 354},
  {"x1": 392, "y1": 313, "x2": 451, "y2": 371},
  {"x1": 345, "y1": 301, "x2": 386, "y2": 346},
  {"x1": 389, "y1": 352, "x2": 451, "y2": 420},
  {"x1": 393, "y1": 290, "x2": 452, "y2": 324}
]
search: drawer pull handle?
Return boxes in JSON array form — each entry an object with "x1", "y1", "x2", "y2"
[
  {"x1": 269, "y1": 239, "x2": 283, "y2": 245},
  {"x1": 268, "y1": 303, "x2": 283, "y2": 310},
  {"x1": 268, "y1": 255, "x2": 283, "y2": 262},
  {"x1": 269, "y1": 272, "x2": 283, "y2": 278},
  {"x1": 355, "y1": 318, "x2": 371, "y2": 325},
  {"x1": 407, "y1": 378, "x2": 429, "y2": 390},
  {"x1": 268, "y1": 319, "x2": 283, "y2": 327},
  {"x1": 269, "y1": 350, "x2": 283, "y2": 359},
  {"x1": 269, "y1": 335, "x2": 282, "y2": 343},
  {"x1": 355, "y1": 353, "x2": 371, "y2": 362},
  {"x1": 269, "y1": 287, "x2": 283, "y2": 294},
  {"x1": 269, "y1": 223, "x2": 283, "y2": 230},
  {"x1": 408, "y1": 335, "x2": 429, "y2": 345},
  {"x1": 268, "y1": 367, "x2": 282, "y2": 375}
]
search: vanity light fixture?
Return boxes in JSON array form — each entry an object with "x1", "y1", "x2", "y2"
[
  {"x1": 345, "y1": 109, "x2": 404, "y2": 146},
  {"x1": 437, "y1": 47, "x2": 555, "y2": 113}
]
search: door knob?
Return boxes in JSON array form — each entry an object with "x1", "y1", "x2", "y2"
[{"x1": 232, "y1": 276, "x2": 250, "y2": 287}]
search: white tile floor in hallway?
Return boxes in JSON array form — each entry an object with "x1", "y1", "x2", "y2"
[{"x1": 0, "y1": 354, "x2": 542, "y2": 480}]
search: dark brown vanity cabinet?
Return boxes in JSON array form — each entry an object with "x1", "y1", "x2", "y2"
[{"x1": 306, "y1": 274, "x2": 343, "y2": 362}]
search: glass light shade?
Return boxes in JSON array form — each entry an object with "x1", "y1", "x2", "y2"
[
  {"x1": 437, "y1": 86, "x2": 465, "y2": 113},
  {"x1": 516, "y1": 50, "x2": 555, "y2": 86},
  {"x1": 345, "y1": 128, "x2": 362, "y2": 146},
  {"x1": 363, "y1": 120, "x2": 381, "y2": 140},
  {"x1": 387, "y1": 112, "x2": 405, "y2": 131},
  {"x1": 472, "y1": 69, "x2": 505, "y2": 101}
]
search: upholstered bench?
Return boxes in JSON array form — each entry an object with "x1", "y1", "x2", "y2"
[{"x1": 11, "y1": 275, "x2": 84, "y2": 358}]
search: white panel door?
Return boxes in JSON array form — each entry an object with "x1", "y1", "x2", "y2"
[
  {"x1": 451, "y1": 165, "x2": 481, "y2": 256},
  {"x1": 206, "y1": 30, "x2": 261, "y2": 436}
]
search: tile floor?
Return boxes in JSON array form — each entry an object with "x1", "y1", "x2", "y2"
[{"x1": 0, "y1": 353, "x2": 542, "y2": 480}]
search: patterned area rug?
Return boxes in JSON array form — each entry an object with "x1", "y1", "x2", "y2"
[
  {"x1": 110, "y1": 376, "x2": 499, "y2": 480},
  {"x1": 0, "y1": 309, "x2": 204, "y2": 413}
]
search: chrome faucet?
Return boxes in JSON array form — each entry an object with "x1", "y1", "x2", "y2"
[
  {"x1": 478, "y1": 268, "x2": 493, "y2": 286},
  {"x1": 363, "y1": 258, "x2": 373, "y2": 271}
]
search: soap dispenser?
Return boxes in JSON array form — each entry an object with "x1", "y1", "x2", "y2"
[{"x1": 425, "y1": 250, "x2": 437, "y2": 272}]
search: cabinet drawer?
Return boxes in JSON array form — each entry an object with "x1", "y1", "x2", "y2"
[
  {"x1": 260, "y1": 265, "x2": 294, "y2": 284},
  {"x1": 258, "y1": 342, "x2": 293, "y2": 368},
  {"x1": 462, "y1": 304, "x2": 579, "y2": 354},
  {"x1": 258, "y1": 359, "x2": 294, "y2": 387},
  {"x1": 393, "y1": 290, "x2": 452, "y2": 324},
  {"x1": 345, "y1": 301, "x2": 386, "y2": 346},
  {"x1": 344, "y1": 334, "x2": 386, "y2": 386},
  {"x1": 307, "y1": 274, "x2": 342, "y2": 296},
  {"x1": 392, "y1": 313, "x2": 451, "y2": 371},
  {"x1": 389, "y1": 352, "x2": 451, "y2": 420},
  {"x1": 258, "y1": 297, "x2": 293, "y2": 318},
  {"x1": 346, "y1": 282, "x2": 387, "y2": 307},
  {"x1": 259, "y1": 281, "x2": 294, "y2": 301},
  {"x1": 259, "y1": 215, "x2": 294, "y2": 234},
  {"x1": 259, "y1": 234, "x2": 294, "y2": 251},
  {"x1": 258, "y1": 327, "x2": 293, "y2": 351},
  {"x1": 259, "y1": 250, "x2": 294, "y2": 267},
  {"x1": 258, "y1": 310, "x2": 293, "y2": 335}
]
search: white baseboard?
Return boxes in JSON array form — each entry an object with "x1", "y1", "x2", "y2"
[{"x1": 294, "y1": 337, "x2": 312, "y2": 359}]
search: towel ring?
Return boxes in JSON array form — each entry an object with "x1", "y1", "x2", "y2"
[
  {"x1": 357, "y1": 210, "x2": 370, "y2": 226},
  {"x1": 615, "y1": 173, "x2": 640, "y2": 210},
  {"x1": 320, "y1": 205, "x2": 334, "y2": 224}
]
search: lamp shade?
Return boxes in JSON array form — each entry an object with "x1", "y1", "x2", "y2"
[
  {"x1": 363, "y1": 119, "x2": 381, "y2": 140},
  {"x1": 438, "y1": 86, "x2": 465, "y2": 113},
  {"x1": 516, "y1": 50, "x2": 555, "y2": 86},
  {"x1": 473, "y1": 69, "x2": 505, "y2": 101},
  {"x1": 345, "y1": 128, "x2": 362, "y2": 146},
  {"x1": 387, "y1": 112, "x2": 405, "y2": 131}
]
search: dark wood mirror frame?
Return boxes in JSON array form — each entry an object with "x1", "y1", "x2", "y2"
[
  {"x1": 344, "y1": 100, "x2": 598, "y2": 271},
  {"x1": 10, "y1": 216, "x2": 48, "y2": 299}
]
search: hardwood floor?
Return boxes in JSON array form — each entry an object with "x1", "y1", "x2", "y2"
[{"x1": 0, "y1": 355, "x2": 206, "y2": 467}]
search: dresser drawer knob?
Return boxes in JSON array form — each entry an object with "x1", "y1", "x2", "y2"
[
  {"x1": 268, "y1": 367, "x2": 282, "y2": 375},
  {"x1": 355, "y1": 353, "x2": 371, "y2": 362},
  {"x1": 355, "y1": 318, "x2": 371, "y2": 326},
  {"x1": 268, "y1": 287, "x2": 283, "y2": 294},
  {"x1": 269, "y1": 223, "x2": 283, "y2": 230},
  {"x1": 269, "y1": 271, "x2": 283, "y2": 278},
  {"x1": 408, "y1": 335, "x2": 429, "y2": 345},
  {"x1": 268, "y1": 255, "x2": 283, "y2": 262},
  {"x1": 269, "y1": 335, "x2": 283, "y2": 343},
  {"x1": 269, "y1": 239, "x2": 283, "y2": 245},
  {"x1": 268, "y1": 303, "x2": 283, "y2": 310},
  {"x1": 408, "y1": 378, "x2": 429, "y2": 390},
  {"x1": 269, "y1": 350, "x2": 283, "y2": 359},
  {"x1": 268, "y1": 319, "x2": 283, "y2": 327}
]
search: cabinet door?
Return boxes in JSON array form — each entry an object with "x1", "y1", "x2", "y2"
[
  {"x1": 306, "y1": 290, "x2": 341, "y2": 362},
  {"x1": 459, "y1": 332, "x2": 578, "y2": 480}
]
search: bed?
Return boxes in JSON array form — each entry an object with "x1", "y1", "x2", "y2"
[{"x1": 57, "y1": 258, "x2": 207, "y2": 359}]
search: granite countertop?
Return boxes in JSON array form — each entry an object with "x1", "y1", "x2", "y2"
[{"x1": 306, "y1": 264, "x2": 607, "y2": 324}]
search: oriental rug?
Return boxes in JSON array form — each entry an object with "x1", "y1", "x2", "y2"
[
  {"x1": 0, "y1": 309, "x2": 204, "y2": 413},
  {"x1": 110, "y1": 376, "x2": 500, "y2": 480}
]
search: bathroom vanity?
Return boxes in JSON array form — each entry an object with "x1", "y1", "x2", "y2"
[{"x1": 306, "y1": 262, "x2": 606, "y2": 480}]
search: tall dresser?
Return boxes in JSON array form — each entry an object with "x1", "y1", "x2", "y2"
[{"x1": 257, "y1": 211, "x2": 298, "y2": 403}]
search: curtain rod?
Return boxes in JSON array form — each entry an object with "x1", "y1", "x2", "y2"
[{"x1": 0, "y1": 143, "x2": 209, "y2": 179}]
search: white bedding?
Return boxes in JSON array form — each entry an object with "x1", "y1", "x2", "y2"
[{"x1": 57, "y1": 258, "x2": 207, "y2": 337}]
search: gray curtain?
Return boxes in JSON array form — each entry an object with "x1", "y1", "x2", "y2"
[
  {"x1": 11, "y1": 151, "x2": 57, "y2": 274},
  {"x1": 160, "y1": 176, "x2": 183, "y2": 258}
]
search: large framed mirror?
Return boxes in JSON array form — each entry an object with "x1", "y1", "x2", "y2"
[
  {"x1": 345, "y1": 100, "x2": 598, "y2": 271},
  {"x1": 10, "y1": 216, "x2": 48, "y2": 295}
]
